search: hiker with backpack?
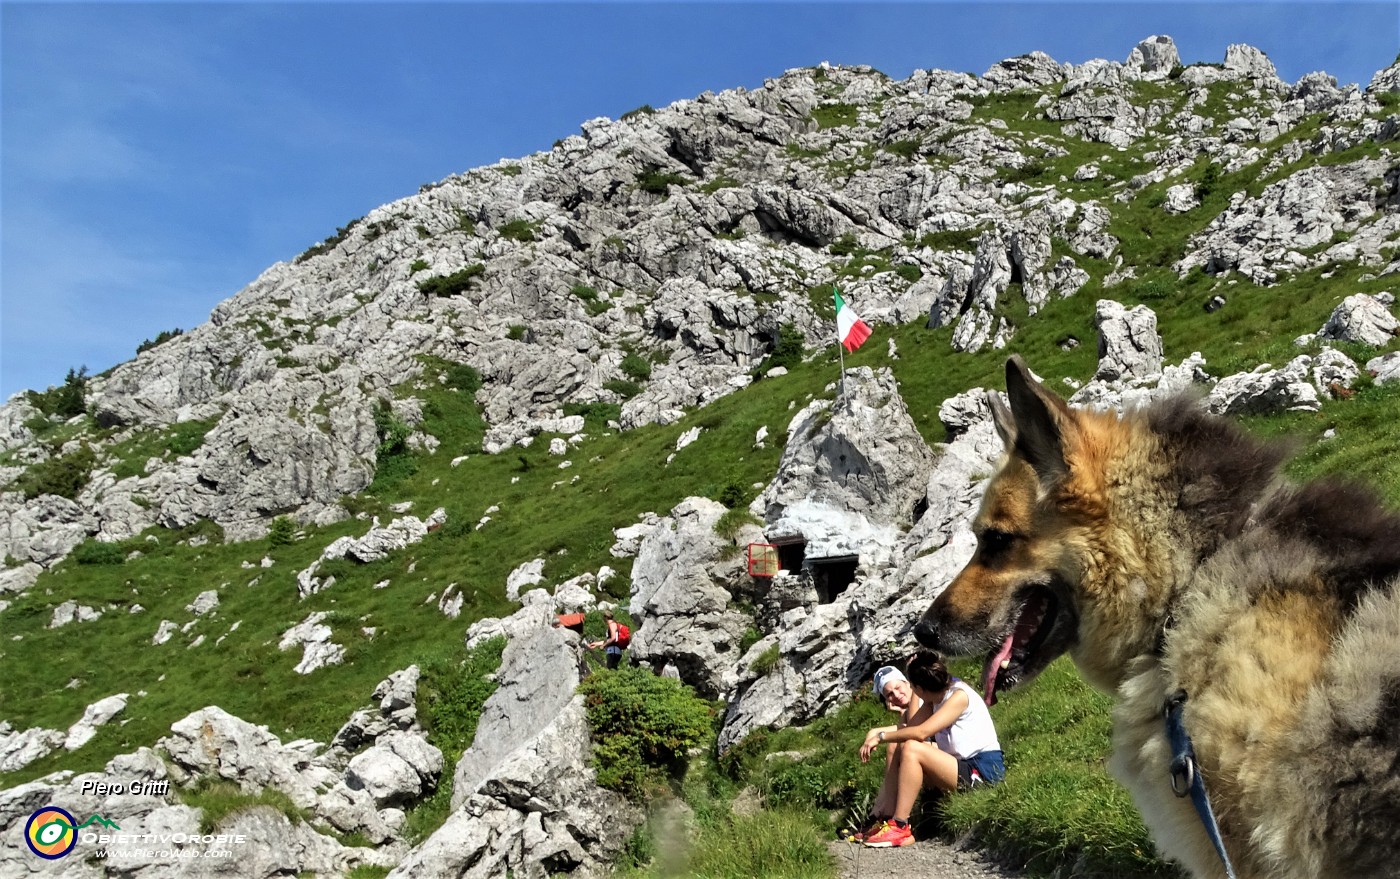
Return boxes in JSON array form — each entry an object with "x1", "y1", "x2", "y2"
[{"x1": 587, "y1": 608, "x2": 631, "y2": 669}]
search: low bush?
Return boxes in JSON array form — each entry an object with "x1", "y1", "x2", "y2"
[
  {"x1": 417, "y1": 265, "x2": 485, "y2": 298},
  {"x1": 27, "y1": 367, "x2": 88, "y2": 419},
  {"x1": 580, "y1": 667, "x2": 712, "y2": 800},
  {"x1": 15, "y1": 443, "x2": 96, "y2": 500},
  {"x1": 267, "y1": 516, "x2": 297, "y2": 547},
  {"x1": 619, "y1": 353, "x2": 652, "y2": 382},
  {"x1": 637, "y1": 169, "x2": 689, "y2": 195},
  {"x1": 137, "y1": 329, "x2": 183, "y2": 355},
  {"x1": 72, "y1": 540, "x2": 125, "y2": 566}
]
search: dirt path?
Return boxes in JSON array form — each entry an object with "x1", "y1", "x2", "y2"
[{"x1": 828, "y1": 836, "x2": 1028, "y2": 879}]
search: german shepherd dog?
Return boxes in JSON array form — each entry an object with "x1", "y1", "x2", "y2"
[{"x1": 915, "y1": 356, "x2": 1400, "y2": 878}]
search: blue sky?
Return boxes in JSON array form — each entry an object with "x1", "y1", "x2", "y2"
[{"x1": 3, "y1": 2, "x2": 1397, "y2": 400}]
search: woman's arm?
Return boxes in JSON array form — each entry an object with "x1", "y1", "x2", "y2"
[
  {"x1": 881, "y1": 688, "x2": 968, "y2": 745},
  {"x1": 859, "y1": 723, "x2": 901, "y2": 762}
]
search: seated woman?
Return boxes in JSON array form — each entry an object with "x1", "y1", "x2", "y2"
[{"x1": 854, "y1": 650, "x2": 1004, "y2": 848}]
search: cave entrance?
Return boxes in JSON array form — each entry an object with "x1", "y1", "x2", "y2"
[{"x1": 809, "y1": 554, "x2": 859, "y2": 604}]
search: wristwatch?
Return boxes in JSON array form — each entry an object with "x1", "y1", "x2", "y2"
[{"x1": 878, "y1": 731, "x2": 886, "y2": 743}]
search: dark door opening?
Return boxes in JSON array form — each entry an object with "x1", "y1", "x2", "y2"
[
  {"x1": 775, "y1": 538, "x2": 806, "y2": 575},
  {"x1": 810, "y1": 555, "x2": 859, "y2": 603}
]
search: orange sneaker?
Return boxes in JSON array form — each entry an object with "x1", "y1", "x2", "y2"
[{"x1": 863, "y1": 820, "x2": 914, "y2": 848}]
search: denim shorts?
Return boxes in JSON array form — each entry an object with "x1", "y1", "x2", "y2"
[{"x1": 956, "y1": 750, "x2": 1005, "y2": 790}]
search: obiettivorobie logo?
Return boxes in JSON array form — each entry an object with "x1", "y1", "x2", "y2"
[{"x1": 24, "y1": 807, "x2": 120, "y2": 859}]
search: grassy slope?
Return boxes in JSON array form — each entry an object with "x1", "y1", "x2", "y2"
[{"x1": 2, "y1": 69, "x2": 1398, "y2": 878}]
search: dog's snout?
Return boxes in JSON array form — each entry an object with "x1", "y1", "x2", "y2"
[{"x1": 914, "y1": 618, "x2": 941, "y2": 649}]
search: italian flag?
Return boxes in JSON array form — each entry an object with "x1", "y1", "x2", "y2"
[{"x1": 834, "y1": 288, "x2": 872, "y2": 353}]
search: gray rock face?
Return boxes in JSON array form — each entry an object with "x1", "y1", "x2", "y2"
[
  {"x1": 757, "y1": 367, "x2": 935, "y2": 566},
  {"x1": 1178, "y1": 159, "x2": 1398, "y2": 284},
  {"x1": 1093, "y1": 300, "x2": 1163, "y2": 382},
  {"x1": 64, "y1": 693, "x2": 130, "y2": 751},
  {"x1": 391, "y1": 624, "x2": 638, "y2": 879},
  {"x1": 1369, "y1": 351, "x2": 1400, "y2": 385},
  {"x1": 161, "y1": 706, "x2": 321, "y2": 809},
  {"x1": 0, "y1": 723, "x2": 64, "y2": 772},
  {"x1": 278, "y1": 612, "x2": 346, "y2": 674},
  {"x1": 717, "y1": 407, "x2": 1002, "y2": 753},
  {"x1": 1320, "y1": 293, "x2": 1399, "y2": 347},
  {"x1": 346, "y1": 731, "x2": 443, "y2": 807},
  {"x1": 1126, "y1": 35, "x2": 1180, "y2": 78},
  {"x1": 1206, "y1": 356, "x2": 1321, "y2": 415},
  {"x1": 627, "y1": 497, "x2": 756, "y2": 698}
]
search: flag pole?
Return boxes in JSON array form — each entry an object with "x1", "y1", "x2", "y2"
[{"x1": 838, "y1": 334, "x2": 846, "y2": 407}]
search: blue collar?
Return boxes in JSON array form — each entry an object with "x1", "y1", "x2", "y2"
[{"x1": 1163, "y1": 689, "x2": 1239, "y2": 879}]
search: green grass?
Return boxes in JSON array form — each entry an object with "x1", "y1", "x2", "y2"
[{"x1": 178, "y1": 778, "x2": 309, "y2": 834}]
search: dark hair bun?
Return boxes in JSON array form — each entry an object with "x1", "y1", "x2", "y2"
[{"x1": 904, "y1": 649, "x2": 951, "y2": 693}]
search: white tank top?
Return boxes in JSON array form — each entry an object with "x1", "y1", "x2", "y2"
[{"x1": 931, "y1": 680, "x2": 1002, "y2": 759}]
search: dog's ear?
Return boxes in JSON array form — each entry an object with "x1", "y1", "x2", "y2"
[
  {"x1": 986, "y1": 391, "x2": 1015, "y2": 448},
  {"x1": 1005, "y1": 355, "x2": 1070, "y2": 485}
]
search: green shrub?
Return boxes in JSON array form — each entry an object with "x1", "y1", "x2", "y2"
[
  {"x1": 884, "y1": 139, "x2": 920, "y2": 160},
  {"x1": 368, "y1": 403, "x2": 416, "y2": 491},
  {"x1": 812, "y1": 102, "x2": 858, "y2": 129},
  {"x1": 27, "y1": 367, "x2": 88, "y2": 419},
  {"x1": 895, "y1": 263, "x2": 923, "y2": 283},
  {"x1": 136, "y1": 329, "x2": 183, "y2": 355},
  {"x1": 738, "y1": 627, "x2": 763, "y2": 655},
  {"x1": 166, "y1": 418, "x2": 218, "y2": 457},
  {"x1": 715, "y1": 480, "x2": 749, "y2": 510},
  {"x1": 498, "y1": 219, "x2": 538, "y2": 242},
  {"x1": 443, "y1": 363, "x2": 482, "y2": 395},
  {"x1": 296, "y1": 219, "x2": 360, "y2": 263},
  {"x1": 579, "y1": 667, "x2": 713, "y2": 800},
  {"x1": 621, "y1": 104, "x2": 655, "y2": 121},
  {"x1": 619, "y1": 352, "x2": 652, "y2": 382},
  {"x1": 759, "y1": 324, "x2": 807, "y2": 373},
  {"x1": 417, "y1": 265, "x2": 485, "y2": 298},
  {"x1": 179, "y1": 778, "x2": 307, "y2": 834},
  {"x1": 410, "y1": 259, "x2": 429, "y2": 274},
  {"x1": 638, "y1": 169, "x2": 689, "y2": 196},
  {"x1": 15, "y1": 443, "x2": 95, "y2": 500},
  {"x1": 72, "y1": 540, "x2": 125, "y2": 566},
  {"x1": 604, "y1": 379, "x2": 643, "y2": 400},
  {"x1": 715, "y1": 508, "x2": 759, "y2": 540},
  {"x1": 506, "y1": 324, "x2": 529, "y2": 341},
  {"x1": 267, "y1": 516, "x2": 297, "y2": 547},
  {"x1": 750, "y1": 643, "x2": 781, "y2": 676}
]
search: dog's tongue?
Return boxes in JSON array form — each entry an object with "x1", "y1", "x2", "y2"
[{"x1": 982, "y1": 634, "x2": 1014, "y2": 707}]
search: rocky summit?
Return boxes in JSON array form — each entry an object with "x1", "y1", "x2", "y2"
[{"x1": 1, "y1": 36, "x2": 1398, "y2": 879}]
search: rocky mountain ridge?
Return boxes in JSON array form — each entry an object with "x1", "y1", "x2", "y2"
[{"x1": 2, "y1": 36, "x2": 1396, "y2": 567}]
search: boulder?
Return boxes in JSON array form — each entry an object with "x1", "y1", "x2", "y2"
[
  {"x1": 1320, "y1": 293, "x2": 1399, "y2": 347},
  {"x1": 628, "y1": 498, "x2": 756, "y2": 698},
  {"x1": 64, "y1": 693, "x2": 130, "y2": 751},
  {"x1": 160, "y1": 706, "x2": 319, "y2": 809},
  {"x1": 1093, "y1": 300, "x2": 1163, "y2": 382},
  {"x1": 393, "y1": 624, "x2": 638, "y2": 878}
]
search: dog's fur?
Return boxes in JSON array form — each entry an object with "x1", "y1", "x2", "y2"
[{"x1": 915, "y1": 356, "x2": 1400, "y2": 879}]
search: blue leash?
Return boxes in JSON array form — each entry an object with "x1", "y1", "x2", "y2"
[{"x1": 1163, "y1": 689, "x2": 1239, "y2": 879}]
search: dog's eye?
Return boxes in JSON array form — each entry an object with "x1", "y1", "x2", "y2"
[{"x1": 980, "y1": 528, "x2": 1014, "y2": 557}]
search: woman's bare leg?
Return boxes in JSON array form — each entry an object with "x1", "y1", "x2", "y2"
[
  {"x1": 893, "y1": 741, "x2": 959, "y2": 820},
  {"x1": 871, "y1": 743, "x2": 902, "y2": 817}
]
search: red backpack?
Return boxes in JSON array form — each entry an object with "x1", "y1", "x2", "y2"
[{"x1": 615, "y1": 622, "x2": 632, "y2": 648}]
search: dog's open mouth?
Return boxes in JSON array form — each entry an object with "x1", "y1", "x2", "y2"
[{"x1": 981, "y1": 584, "x2": 1072, "y2": 706}]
